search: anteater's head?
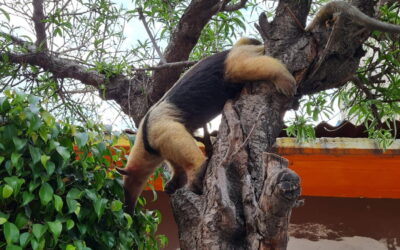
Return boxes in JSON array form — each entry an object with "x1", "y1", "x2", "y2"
[{"x1": 116, "y1": 167, "x2": 147, "y2": 214}]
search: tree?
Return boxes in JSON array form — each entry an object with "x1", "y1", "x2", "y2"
[{"x1": 1, "y1": 0, "x2": 399, "y2": 249}]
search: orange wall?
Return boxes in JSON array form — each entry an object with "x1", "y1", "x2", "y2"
[{"x1": 279, "y1": 148, "x2": 400, "y2": 198}]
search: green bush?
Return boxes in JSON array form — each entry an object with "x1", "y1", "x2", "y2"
[{"x1": 0, "y1": 91, "x2": 166, "y2": 250}]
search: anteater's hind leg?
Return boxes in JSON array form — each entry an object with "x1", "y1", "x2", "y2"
[
  {"x1": 225, "y1": 45, "x2": 297, "y2": 96},
  {"x1": 150, "y1": 120, "x2": 206, "y2": 194}
]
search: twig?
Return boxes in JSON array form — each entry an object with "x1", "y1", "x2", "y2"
[
  {"x1": 137, "y1": 7, "x2": 166, "y2": 64},
  {"x1": 382, "y1": 99, "x2": 400, "y2": 104},
  {"x1": 0, "y1": 32, "x2": 36, "y2": 52},
  {"x1": 133, "y1": 60, "x2": 197, "y2": 71},
  {"x1": 352, "y1": 76, "x2": 382, "y2": 127},
  {"x1": 285, "y1": 5, "x2": 305, "y2": 31},
  {"x1": 231, "y1": 105, "x2": 265, "y2": 157},
  {"x1": 222, "y1": 0, "x2": 248, "y2": 12}
]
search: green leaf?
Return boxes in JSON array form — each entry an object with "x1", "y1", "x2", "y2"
[
  {"x1": 19, "y1": 232, "x2": 31, "y2": 248},
  {"x1": 66, "y1": 199, "x2": 78, "y2": 214},
  {"x1": 39, "y1": 128, "x2": 48, "y2": 142},
  {"x1": 13, "y1": 137, "x2": 27, "y2": 151},
  {"x1": 0, "y1": 217, "x2": 7, "y2": 225},
  {"x1": 3, "y1": 222, "x2": 19, "y2": 244},
  {"x1": 0, "y1": 155, "x2": 5, "y2": 165},
  {"x1": 29, "y1": 116, "x2": 43, "y2": 131},
  {"x1": 29, "y1": 181, "x2": 40, "y2": 192},
  {"x1": 39, "y1": 183, "x2": 53, "y2": 205},
  {"x1": 46, "y1": 161, "x2": 55, "y2": 176},
  {"x1": 22, "y1": 191, "x2": 35, "y2": 206},
  {"x1": 94, "y1": 198, "x2": 107, "y2": 219},
  {"x1": 84, "y1": 189, "x2": 97, "y2": 201},
  {"x1": 0, "y1": 7, "x2": 10, "y2": 21},
  {"x1": 111, "y1": 200, "x2": 123, "y2": 212},
  {"x1": 29, "y1": 145, "x2": 41, "y2": 164},
  {"x1": 4, "y1": 177, "x2": 25, "y2": 197},
  {"x1": 47, "y1": 220, "x2": 62, "y2": 240},
  {"x1": 56, "y1": 146, "x2": 70, "y2": 160},
  {"x1": 6, "y1": 245, "x2": 22, "y2": 250},
  {"x1": 53, "y1": 195, "x2": 63, "y2": 213},
  {"x1": 124, "y1": 213, "x2": 132, "y2": 228},
  {"x1": 66, "y1": 244, "x2": 76, "y2": 250},
  {"x1": 30, "y1": 237, "x2": 45, "y2": 250},
  {"x1": 66, "y1": 219, "x2": 74, "y2": 230},
  {"x1": 11, "y1": 153, "x2": 21, "y2": 167},
  {"x1": 74, "y1": 203, "x2": 81, "y2": 215},
  {"x1": 41, "y1": 111, "x2": 54, "y2": 127},
  {"x1": 40, "y1": 155, "x2": 50, "y2": 168},
  {"x1": 66, "y1": 188, "x2": 82, "y2": 200},
  {"x1": 75, "y1": 132, "x2": 89, "y2": 148},
  {"x1": 76, "y1": 223, "x2": 87, "y2": 235},
  {"x1": 15, "y1": 213, "x2": 28, "y2": 229},
  {"x1": 32, "y1": 224, "x2": 47, "y2": 240},
  {"x1": 2, "y1": 184, "x2": 13, "y2": 198}
]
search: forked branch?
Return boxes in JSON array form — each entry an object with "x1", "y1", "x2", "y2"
[{"x1": 306, "y1": 1, "x2": 400, "y2": 33}]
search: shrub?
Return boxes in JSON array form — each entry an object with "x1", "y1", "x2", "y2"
[{"x1": 0, "y1": 91, "x2": 166, "y2": 250}]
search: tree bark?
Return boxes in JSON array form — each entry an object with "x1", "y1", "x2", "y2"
[{"x1": 170, "y1": 0, "x2": 379, "y2": 249}]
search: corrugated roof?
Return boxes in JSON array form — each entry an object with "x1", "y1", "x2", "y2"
[{"x1": 279, "y1": 121, "x2": 400, "y2": 139}]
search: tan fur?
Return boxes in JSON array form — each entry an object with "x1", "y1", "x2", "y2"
[
  {"x1": 122, "y1": 120, "x2": 163, "y2": 209},
  {"x1": 122, "y1": 102, "x2": 206, "y2": 207},
  {"x1": 148, "y1": 102, "x2": 206, "y2": 184},
  {"x1": 225, "y1": 43, "x2": 297, "y2": 96}
]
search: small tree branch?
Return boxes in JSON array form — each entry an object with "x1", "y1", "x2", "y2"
[
  {"x1": 149, "y1": 0, "x2": 221, "y2": 102},
  {"x1": 0, "y1": 32, "x2": 35, "y2": 52},
  {"x1": 137, "y1": 7, "x2": 166, "y2": 64},
  {"x1": 32, "y1": 0, "x2": 48, "y2": 51},
  {"x1": 306, "y1": 1, "x2": 400, "y2": 33},
  {"x1": 285, "y1": 5, "x2": 305, "y2": 31},
  {"x1": 352, "y1": 76, "x2": 382, "y2": 126},
  {"x1": 221, "y1": 0, "x2": 248, "y2": 12},
  {"x1": 2, "y1": 51, "x2": 106, "y2": 88},
  {"x1": 133, "y1": 60, "x2": 197, "y2": 71}
]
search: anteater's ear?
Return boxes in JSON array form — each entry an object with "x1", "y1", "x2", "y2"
[{"x1": 116, "y1": 167, "x2": 130, "y2": 176}]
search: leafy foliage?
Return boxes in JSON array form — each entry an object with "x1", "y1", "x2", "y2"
[{"x1": 0, "y1": 91, "x2": 166, "y2": 249}]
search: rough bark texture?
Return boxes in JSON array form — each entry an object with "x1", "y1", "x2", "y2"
[{"x1": 170, "y1": 0, "x2": 379, "y2": 249}]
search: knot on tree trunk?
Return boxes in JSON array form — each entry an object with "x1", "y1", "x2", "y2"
[{"x1": 256, "y1": 153, "x2": 300, "y2": 250}]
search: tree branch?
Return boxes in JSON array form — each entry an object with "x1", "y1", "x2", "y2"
[
  {"x1": 149, "y1": 0, "x2": 221, "y2": 102},
  {"x1": 352, "y1": 76, "x2": 382, "y2": 126},
  {"x1": 32, "y1": 0, "x2": 48, "y2": 51},
  {"x1": 3, "y1": 51, "x2": 106, "y2": 88},
  {"x1": 221, "y1": 0, "x2": 248, "y2": 12},
  {"x1": 0, "y1": 32, "x2": 35, "y2": 52},
  {"x1": 137, "y1": 7, "x2": 166, "y2": 64},
  {"x1": 133, "y1": 60, "x2": 197, "y2": 71},
  {"x1": 306, "y1": 1, "x2": 400, "y2": 33}
]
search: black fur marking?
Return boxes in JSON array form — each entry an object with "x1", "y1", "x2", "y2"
[
  {"x1": 165, "y1": 50, "x2": 242, "y2": 131},
  {"x1": 142, "y1": 114, "x2": 160, "y2": 155}
]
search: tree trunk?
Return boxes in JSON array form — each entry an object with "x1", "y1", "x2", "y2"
[
  {"x1": 170, "y1": 0, "x2": 377, "y2": 248},
  {"x1": 170, "y1": 79, "x2": 301, "y2": 249}
]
